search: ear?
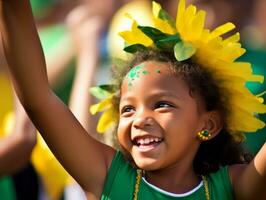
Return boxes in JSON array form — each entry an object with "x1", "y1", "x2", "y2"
[{"x1": 203, "y1": 111, "x2": 223, "y2": 139}]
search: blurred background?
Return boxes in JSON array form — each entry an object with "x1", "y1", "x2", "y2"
[{"x1": 0, "y1": 0, "x2": 265, "y2": 199}]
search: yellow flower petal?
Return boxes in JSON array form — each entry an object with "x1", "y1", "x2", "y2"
[
  {"x1": 153, "y1": 18, "x2": 176, "y2": 34},
  {"x1": 119, "y1": 17, "x2": 153, "y2": 46},
  {"x1": 223, "y1": 32, "x2": 240, "y2": 44},
  {"x1": 228, "y1": 108, "x2": 265, "y2": 132},
  {"x1": 208, "y1": 22, "x2": 235, "y2": 41},
  {"x1": 90, "y1": 97, "x2": 112, "y2": 115},
  {"x1": 97, "y1": 107, "x2": 119, "y2": 133},
  {"x1": 176, "y1": 0, "x2": 186, "y2": 31},
  {"x1": 152, "y1": 1, "x2": 176, "y2": 34},
  {"x1": 178, "y1": 5, "x2": 195, "y2": 36},
  {"x1": 188, "y1": 10, "x2": 206, "y2": 41},
  {"x1": 152, "y1": 1, "x2": 161, "y2": 17},
  {"x1": 184, "y1": 5, "x2": 197, "y2": 24}
]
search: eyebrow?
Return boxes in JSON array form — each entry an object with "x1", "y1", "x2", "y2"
[
  {"x1": 151, "y1": 91, "x2": 181, "y2": 99},
  {"x1": 120, "y1": 90, "x2": 182, "y2": 102}
]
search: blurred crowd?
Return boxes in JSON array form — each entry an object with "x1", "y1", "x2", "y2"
[{"x1": 0, "y1": 0, "x2": 265, "y2": 199}]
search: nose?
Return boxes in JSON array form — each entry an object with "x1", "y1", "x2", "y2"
[{"x1": 133, "y1": 110, "x2": 155, "y2": 129}]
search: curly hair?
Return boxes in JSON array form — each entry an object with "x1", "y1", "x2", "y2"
[{"x1": 112, "y1": 49, "x2": 252, "y2": 174}]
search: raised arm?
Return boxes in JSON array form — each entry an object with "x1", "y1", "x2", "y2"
[
  {"x1": 0, "y1": 0, "x2": 115, "y2": 196},
  {"x1": 66, "y1": 4, "x2": 102, "y2": 130},
  {"x1": 64, "y1": 6, "x2": 106, "y2": 199},
  {"x1": 230, "y1": 143, "x2": 266, "y2": 200}
]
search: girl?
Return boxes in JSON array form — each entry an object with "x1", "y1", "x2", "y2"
[{"x1": 1, "y1": 0, "x2": 266, "y2": 200}]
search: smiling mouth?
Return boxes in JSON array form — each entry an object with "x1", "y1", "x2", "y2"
[{"x1": 132, "y1": 136, "x2": 163, "y2": 151}]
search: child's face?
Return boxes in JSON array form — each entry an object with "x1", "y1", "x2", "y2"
[{"x1": 117, "y1": 61, "x2": 209, "y2": 171}]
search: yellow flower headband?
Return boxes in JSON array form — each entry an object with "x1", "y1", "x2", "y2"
[
  {"x1": 90, "y1": 0, "x2": 266, "y2": 140},
  {"x1": 90, "y1": 85, "x2": 119, "y2": 133}
]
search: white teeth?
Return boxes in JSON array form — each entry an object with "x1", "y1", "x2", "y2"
[
  {"x1": 135, "y1": 137, "x2": 162, "y2": 145},
  {"x1": 139, "y1": 139, "x2": 144, "y2": 145},
  {"x1": 144, "y1": 138, "x2": 150, "y2": 144}
]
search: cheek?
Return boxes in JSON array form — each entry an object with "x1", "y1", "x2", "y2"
[
  {"x1": 117, "y1": 119, "x2": 132, "y2": 147},
  {"x1": 158, "y1": 113, "x2": 179, "y2": 129},
  {"x1": 160, "y1": 113, "x2": 198, "y2": 139},
  {"x1": 116, "y1": 123, "x2": 124, "y2": 144}
]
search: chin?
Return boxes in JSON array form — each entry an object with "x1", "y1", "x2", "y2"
[{"x1": 134, "y1": 158, "x2": 161, "y2": 171}]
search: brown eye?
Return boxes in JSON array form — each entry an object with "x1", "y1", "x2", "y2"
[
  {"x1": 155, "y1": 101, "x2": 174, "y2": 109},
  {"x1": 121, "y1": 106, "x2": 135, "y2": 114}
]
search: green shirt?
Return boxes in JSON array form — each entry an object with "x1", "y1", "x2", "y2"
[
  {"x1": 101, "y1": 151, "x2": 234, "y2": 200},
  {"x1": 0, "y1": 176, "x2": 16, "y2": 200}
]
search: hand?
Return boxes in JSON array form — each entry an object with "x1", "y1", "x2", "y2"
[
  {"x1": 66, "y1": 4, "x2": 105, "y2": 52},
  {"x1": 80, "y1": 0, "x2": 118, "y2": 24}
]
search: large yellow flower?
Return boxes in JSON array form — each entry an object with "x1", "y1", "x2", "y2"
[{"x1": 118, "y1": 0, "x2": 266, "y2": 140}]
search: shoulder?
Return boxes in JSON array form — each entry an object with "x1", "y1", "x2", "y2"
[
  {"x1": 101, "y1": 150, "x2": 137, "y2": 199},
  {"x1": 106, "y1": 150, "x2": 136, "y2": 181},
  {"x1": 206, "y1": 166, "x2": 236, "y2": 200}
]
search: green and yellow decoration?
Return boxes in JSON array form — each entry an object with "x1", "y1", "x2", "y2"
[
  {"x1": 91, "y1": 0, "x2": 266, "y2": 140},
  {"x1": 90, "y1": 85, "x2": 119, "y2": 133}
]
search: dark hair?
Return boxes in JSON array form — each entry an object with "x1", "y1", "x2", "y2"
[{"x1": 112, "y1": 49, "x2": 252, "y2": 174}]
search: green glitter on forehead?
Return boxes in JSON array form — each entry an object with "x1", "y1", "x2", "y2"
[
  {"x1": 126, "y1": 64, "x2": 162, "y2": 88},
  {"x1": 126, "y1": 64, "x2": 147, "y2": 87},
  {"x1": 142, "y1": 70, "x2": 149, "y2": 75},
  {"x1": 127, "y1": 65, "x2": 142, "y2": 80}
]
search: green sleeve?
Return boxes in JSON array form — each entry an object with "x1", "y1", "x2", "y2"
[
  {"x1": 101, "y1": 151, "x2": 137, "y2": 200},
  {"x1": 208, "y1": 166, "x2": 234, "y2": 200},
  {"x1": 0, "y1": 176, "x2": 16, "y2": 200}
]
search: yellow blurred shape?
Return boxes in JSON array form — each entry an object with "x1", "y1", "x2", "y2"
[{"x1": 107, "y1": 0, "x2": 153, "y2": 60}]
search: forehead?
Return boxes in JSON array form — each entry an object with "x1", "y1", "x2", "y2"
[
  {"x1": 121, "y1": 61, "x2": 190, "y2": 98},
  {"x1": 126, "y1": 61, "x2": 172, "y2": 81}
]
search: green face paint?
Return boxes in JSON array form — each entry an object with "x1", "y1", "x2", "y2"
[
  {"x1": 126, "y1": 64, "x2": 162, "y2": 88},
  {"x1": 126, "y1": 64, "x2": 149, "y2": 87},
  {"x1": 142, "y1": 70, "x2": 149, "y2": 75}
]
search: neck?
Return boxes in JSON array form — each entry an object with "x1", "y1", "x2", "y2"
[{"x1": 144, "y1": 161, "x2": 200, "y2": 194}]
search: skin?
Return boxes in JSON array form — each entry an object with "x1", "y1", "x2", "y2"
[
  {"x1": 0, "y1": 1, "x2": 266, "y2": 199},
  {"x1": 66, "y1": 4, "x2": 106, "y2": 199},
  {"x1": 118, "y1": 61, "x2": 215, "y2": 192}
]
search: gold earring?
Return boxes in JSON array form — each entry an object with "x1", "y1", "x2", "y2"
[{"x1": 197, "y1": 130, "x2": 211, "y2": 141}]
